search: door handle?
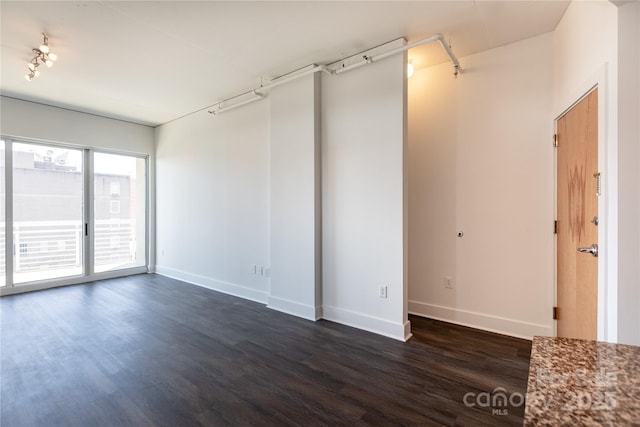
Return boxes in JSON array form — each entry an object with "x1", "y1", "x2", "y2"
[{"x1": 577, "y1": 244, "x2": 598, "y2": 257}]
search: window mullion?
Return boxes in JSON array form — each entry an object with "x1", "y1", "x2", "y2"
[
  {"x1": 84, "y1": 149, "x2": 93, "y2": 276},
  {"x1": 5, "y1": 139, "x2": 14, "y2": 287}
]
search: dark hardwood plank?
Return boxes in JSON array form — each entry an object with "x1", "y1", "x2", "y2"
[{"x1": 1, "y1": 274, "x2": 531, "y2": 426}]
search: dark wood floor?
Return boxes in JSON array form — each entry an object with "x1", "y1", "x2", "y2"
[{"x1": 1, "y1": 274, "x2": 531, "y2": 426}]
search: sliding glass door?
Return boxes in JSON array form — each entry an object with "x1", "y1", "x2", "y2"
[
  {"x1": 13, "y1": 142, "x2": 84, "y2": 283},
  {"x1": 0, "y1": 137, "x2": 148, "y2": 292},
  {"x1": 93, "y1": 152, "x2": 146, "y2": 273},
  {"x1": 0, "y1": 140, "x2": 5, "y2": 287}
]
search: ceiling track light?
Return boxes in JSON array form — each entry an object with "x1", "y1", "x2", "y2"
[
  {"x1": 208, "y1": 91, "x2": 265, "y2": 115},
  {"x1": 24, "y1": 32, "x2": 57, "y2": 82},
  {"x1": 333, "y1": 33, "x2": 461, "y2": 77},
  {"x1": 206, "y1": 65, "x2": 331, "y2": 116},
  {"x1": 202, "y1": 33, "x2": 461, "y2": 117}
]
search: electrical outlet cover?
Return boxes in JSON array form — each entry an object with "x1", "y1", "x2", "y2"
[
  {"x1": 444, "y1": 276, "x2": 453, "y2": 289},
  {"x1": 379, "y1": 285, "x2": 388, "y2": 298}
]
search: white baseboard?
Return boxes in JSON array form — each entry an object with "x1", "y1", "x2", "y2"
[
  {"x1": 408, "y1": 300, "x2": 552, "y2": 340},
  {"x1": 267, "y1": 296, "x2": 322, "y2": 321},
  {"x1": 155, "y1": 266, "x2": 268, "y2": 304},
  {"x1": 404, "y1": 320, "x2": 413, "y2": 341},
  {"x1": 322, "y1": 305, "x2": 411, "y2": 342},
  {"x1": 154, "y1": 266, "x2": 414, "y2": 342}
]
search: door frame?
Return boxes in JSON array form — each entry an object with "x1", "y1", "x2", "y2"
[{"x1": 553, "y1": 64, "x2": 615, "y2": 342}]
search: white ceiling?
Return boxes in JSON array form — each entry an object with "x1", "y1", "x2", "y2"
[{"x1": 0, "y1": 1, "x2": 570, "y2": 127}]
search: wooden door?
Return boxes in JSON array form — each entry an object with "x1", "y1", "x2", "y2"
[{"x1": 556, "y1": 88, "x2": 598, "y2": 340}]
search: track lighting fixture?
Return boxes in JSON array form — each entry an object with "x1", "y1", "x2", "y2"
[
  {"x1": 25, "y1": 33, "x2": 57, "y2": 81},
  {"x1": 205, "y1": 33, "x2": 461, "y2": 117}
]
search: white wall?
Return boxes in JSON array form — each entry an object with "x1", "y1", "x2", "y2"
[
  {"x1": 0, "y1": 96, "x2": 153, "y2": 155},
  {"x1": 154, "y1": 101, "x2": 271, "y2": 303},
  {"x1": 269, "y1": 73, "x2": 322, "y2": 319},
  {"x1": 155, "y1": 46, "x2": 410, "y2": 340},
  {"x1": 553, "y1": 1, "x2": 618, "y2": 115},
  {"x1": 616, "y1": 1, "x2": 640, "y2": 346},
  {"x1": 321, "y1": 46, "x2": 409, "y2": 341},
  {"x1": 408, "y1": 34, "x2": 555, "y2": 339},
  {"x1": 408, "y1": 52, "x2": 457, "y2": 331}
]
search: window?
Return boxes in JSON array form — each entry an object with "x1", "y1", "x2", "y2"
[
  {"x1": 110, "y1": 182, "x2": 120, "y2": 196},
  {"x1": 110, "y1": 200, "x2": 121, "y2": 214},
  {"x1": 94, "y1": 152, "x2": 146, "y2": 274},
  {"x1": 0, "y1": 137, "x2": 148, "y2": 292},
  {"x1": 12, "y1": 142, "x2": 83, "y2": 283},
  {"x1": 0, "y1": 140, "x2": 5, "y2": 287}
]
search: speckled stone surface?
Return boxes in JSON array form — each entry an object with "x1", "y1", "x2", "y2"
[{"x1": 524, "y1": 336, "x2": 640, "y2": 426}]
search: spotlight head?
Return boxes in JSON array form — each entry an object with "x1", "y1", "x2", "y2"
[
  {"x1": 25, "y1": 73, "x2": 34, "y2": 81},
  {"x1": 407, "y1": 58, "x2": 414, "y2": 78},
  {"x1": 45, "y1": 59, "x2": 53, "y2": 68},
  {"x1": 48, "y1": 52, "x2": 57, "y2": 61}
]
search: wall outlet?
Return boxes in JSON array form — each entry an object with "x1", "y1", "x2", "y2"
[
  {"x1": 378, "y1": 285, "x2": 388, "y2": 299},
  {"x1": 257, "y1": 265, "x2": 263, "y2": 275},
  {"x1": 265, "y1": 267, "x2": 271, "y2": 278},
  {"x1": 444, "y1": 276, "x2": 453, "y2": 289},
  {"x1": 251, "y1": 264, "x2": 257, "y2": 274}
]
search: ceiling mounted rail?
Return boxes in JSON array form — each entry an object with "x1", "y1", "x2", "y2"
[
  {"x1": 259, "y1": 65, "x2": 330, "y2": 91},
  {"x1": 208, "y1": 65, "x2": 331, "y2": 115},
  {"x1": 209, "y1": 91, "x2": 266, "y2": 115},
  {"x1": 333, "y1": 33, "x2": 461, "y2": 77},
  {"x1": 207, "y1": 33, "x2": 461, "y2": 116}
]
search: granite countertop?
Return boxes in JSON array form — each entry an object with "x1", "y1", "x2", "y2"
[{"x1": 524, "y1": 336, "x2": 640, "y2": 426}]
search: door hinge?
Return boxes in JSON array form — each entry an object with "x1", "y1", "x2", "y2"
[
  {"x1": 553, "y1": 306, "x2": 558, "y2": 320},
  {"x1": 553, "y1": 134, "x2": 558, "y2": 148},
  {"x1": 554, "y1": 220, "x2": 558, "y2": 234}
]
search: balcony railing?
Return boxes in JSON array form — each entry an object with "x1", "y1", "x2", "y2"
[{"x1": 0, "y1": 219, "x2": 137, "y2": 276}]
